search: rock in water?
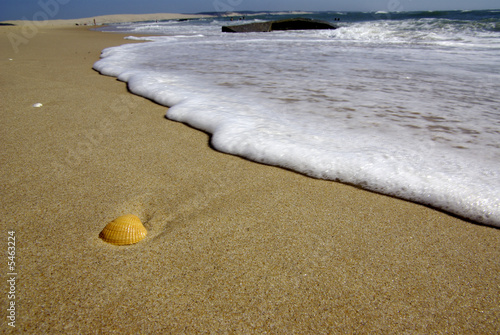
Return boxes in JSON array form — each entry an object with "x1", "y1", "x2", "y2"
[{"x1": 222, "y1": 18, "x2": 337, "y2": 33}]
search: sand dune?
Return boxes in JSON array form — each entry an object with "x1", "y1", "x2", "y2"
[{"x1": 1, "y1": 12, "x2": 213, "y2": 27}]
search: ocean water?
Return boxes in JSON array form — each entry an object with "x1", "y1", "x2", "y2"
[{"x1": 93, "y1": 10, "x2": 500, "y2": 227}]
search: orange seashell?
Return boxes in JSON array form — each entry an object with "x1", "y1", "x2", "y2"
[{"x1": 99, "y1": 214, "x2": 147, "y2": 245}]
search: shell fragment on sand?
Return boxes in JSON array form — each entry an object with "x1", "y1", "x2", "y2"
[{"x1": 99, "y1": 214, "x2": 147, "y2": 245}]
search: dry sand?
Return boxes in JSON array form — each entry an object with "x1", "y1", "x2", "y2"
[{"x1": 1, "y1": 21, "x2": 499, "y2": 333}]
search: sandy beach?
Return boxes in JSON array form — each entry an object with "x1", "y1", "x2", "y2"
[{"x1": 1, "y1": 16, "x2": 499, "y2": 333}]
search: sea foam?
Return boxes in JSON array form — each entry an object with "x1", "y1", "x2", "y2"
[{"x1": 94, "y1": 14, "x2": 500, "y2": 227}]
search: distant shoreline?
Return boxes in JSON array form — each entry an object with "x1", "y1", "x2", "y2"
[
  {"x1": 0, "y1": 11, "x2": 316, "y2": 27},
  {"x1": 0, "y1": 13, "x2": 214, "y2": 27}
]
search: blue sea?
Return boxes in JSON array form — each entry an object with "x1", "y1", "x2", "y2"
[{"x1": 93, "y1": 10, "x2": 500, "y2": 227}]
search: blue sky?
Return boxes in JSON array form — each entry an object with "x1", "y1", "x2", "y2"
[{"x1": 1, "y1": 0, "x2": 499, "y2": 21}]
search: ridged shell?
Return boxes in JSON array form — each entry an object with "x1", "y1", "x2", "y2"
[{"x1": 99, "y1": 214, "x2": 147, "y2": 245}]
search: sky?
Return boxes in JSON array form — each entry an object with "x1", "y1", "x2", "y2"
[{"x1": 1, "y1": 0, "x2": 499, "y2": 21}]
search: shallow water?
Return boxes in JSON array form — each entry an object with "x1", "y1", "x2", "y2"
[{"x1": 94, "y1": 10, "x2": 500, "y2": 226}]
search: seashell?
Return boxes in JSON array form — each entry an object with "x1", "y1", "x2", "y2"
[
  {"x1": 32, "y1": 103, "x2": 43, "y2": 108},
  {"x1": 99, "y1": 214, "x2": 147, "y2": 245}
]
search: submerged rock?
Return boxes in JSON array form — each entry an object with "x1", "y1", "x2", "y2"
[{"x1": 222, "y1": 18, "x2": 337, "y2": 33}]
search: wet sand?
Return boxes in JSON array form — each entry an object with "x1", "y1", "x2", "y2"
[{"x1": 1, "y1": 20, "x2": 499, "y2": 333}]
